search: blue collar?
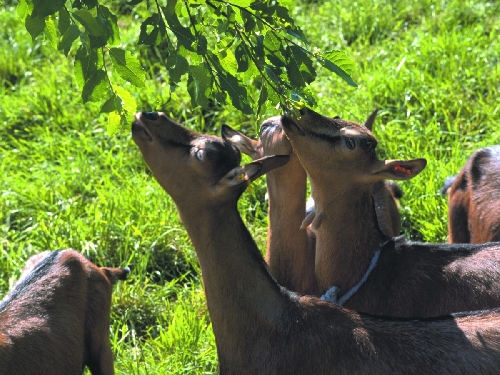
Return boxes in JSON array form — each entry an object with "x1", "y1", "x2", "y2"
[{"x1": 321, "y1": 240, "x2": 388, "y2": 306}]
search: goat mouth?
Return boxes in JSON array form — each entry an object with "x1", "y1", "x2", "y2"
[
  {"x1": 132, "y1": 114, "x2": 153, "y2": 142},
  {"x1": 280, "y1": 114, "x2": 305, "y2": 136}
]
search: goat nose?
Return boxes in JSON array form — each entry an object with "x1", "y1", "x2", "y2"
[
  {"x1": 299, "y1": 107, "x2": 308, "y2": 116},
  {"x1": 143, "y1": 112, "x2": 159, "y2": 121}
]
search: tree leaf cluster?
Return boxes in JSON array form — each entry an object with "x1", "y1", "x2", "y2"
[{"x1": 17, "y1": 0, "x2": 357, "y2": 134}]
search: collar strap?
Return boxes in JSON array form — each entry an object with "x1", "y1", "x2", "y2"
[{"x1": 321, "y1": 240, "x2": 388, "y2": 306}]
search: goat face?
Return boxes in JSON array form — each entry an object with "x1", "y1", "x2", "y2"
[{"x1": 281, "y1": 107, "x2": 426, "y2": 187}]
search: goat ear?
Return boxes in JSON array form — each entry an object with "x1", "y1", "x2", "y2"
[
  {"x1": 363, "y1": 108, "x2": 379, "y2": 131},
  {"x1": 372, "y1": 181, "x2": 399, "y2": 238},
  {"x1": 221, "y1": 124, "x2": 259, "y2": 158},
  {"x1": 102, "y1": 267, "x2": 131, "y2": 284},
  {"x1": 220, "y1": 155, "x2": 290, "y2": 188},
  {"x1": 370, "y1": 158, "x2": 427, "y2": 181},
  {"x1": 246, "y1": 155, "x2": 290, "y2": 182}
]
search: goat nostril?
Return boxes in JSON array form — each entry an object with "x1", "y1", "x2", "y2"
[
  {"x1": 144, "y1": 112, "x2": 159, "y2": 121},
  {"x1": 299, "y1": 107, "x2": 308, "y2": 116}
]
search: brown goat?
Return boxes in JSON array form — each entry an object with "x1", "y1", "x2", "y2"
[
  {"x1": 132, "y1": 111, "x2": 500, "y2": 375},
  {"x1": 282, "y1": 107, "x2": 500, "y2": 317},
  {"x1": 221, "y1": 118, "x2": 319, "y2": 295},
  {"x1": 442, "y1": 146, "x2": 500, "y2": 243},
  {"x1": 0, "y1": 249, "x2": 129, "y2": 375},
  {"x1": 222, "y1": 118, "x2": 403, "y2": 295}
]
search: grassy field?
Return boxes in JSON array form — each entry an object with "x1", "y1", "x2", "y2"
[{"x1": 1, "y1": 0, "x2": 499, "y2": 373}]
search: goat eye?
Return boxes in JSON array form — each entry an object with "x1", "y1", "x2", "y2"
[
  {"x1": 259, "y1": 124, "x2": 270, "y2": 136},
  {"x1": 345, "y1": 137, "x2": 356, "y2": 150},
  {"x1": 195, "y1": 149, "x2": 205, "y2": 161}
]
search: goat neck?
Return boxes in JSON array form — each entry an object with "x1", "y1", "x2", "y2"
[
  {"x1": 222, "y1": 119, "x2": 318, "y2": 295},
  {"x1": 132, "y1": 112, "x2": 292, "y2": 368},
  {"x1": 281, "y1": 107, "x2": 426, "y2": 294}
]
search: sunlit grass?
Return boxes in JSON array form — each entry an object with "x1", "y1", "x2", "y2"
[{"x1": 1, "y1": 0, "x2": 499, "y2": 373}]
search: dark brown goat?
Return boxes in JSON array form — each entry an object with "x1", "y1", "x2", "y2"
[
  {"x1": 0, "y1": 249, "x2": 129, "y2": 375},
  {"x1": 442, "y1": 146, "x2": 500, "y2": 243},
  {"x1": 132, "y1": 111, "x2": 500, "y2": 375},
  {"x1": 281, "y1": 107, "x2": 500, "y2": 317}
]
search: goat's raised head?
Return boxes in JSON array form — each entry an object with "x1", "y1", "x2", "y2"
[
  {"x1": 132, "y1": 112, "x2": 289, "y2": 209},
  {"x1": 281, "y1": 107, "x2": 427, "y2": 187}
]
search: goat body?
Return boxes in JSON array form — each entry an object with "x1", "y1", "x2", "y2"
[
  {"x1": 132, "y1": 111, "x2": 500, "y2": 374},
  {"x1": 281, "y1": 108, "x2": 500, "y2": 317},
  {"x1": 444, "y1": 146, "x2": 500, "y2": 243},
  {"x1": 0, "y1": 249, "x2": 129, "y2": 375}
]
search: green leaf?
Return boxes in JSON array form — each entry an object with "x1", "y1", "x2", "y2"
[
  {"x1": 319, "y1": 50, "x2": 357, "y2": 87},
  {"x1": 217, "y1": 72, "x2": 253, "y2": 114},
  {"x1": 114, "y1": 86, "x2": 137, "y2": 115},
  {"x1": 98, "y1": 6, "x2": 120, "y2": 45},
  {"x1": 100, "y1": 94, "x2": 122, "y2": 113},
  {"x1": 196, "y1": 35, "x2": 207, "y2": 55},
  {"x1": 220, "y1": 50, "x2": 238, "y2": 76},
  {"x1": 25, "y1": 14, "x2": 46, "y2": 42},
  {"x1": 44, "y1": 16, "x2": 58, "y2": 49},
  {"x1": 188, "y1": 64, "x2": 211, "y2": 108},
  {"x1": 323, "y1": 50, "x2": 356, "y2": 75},
  {"x1": 73, "y1": 10, "x2": 104, "y2": 36},
  {"x1": 165, "y1": 0, "x2": 178, "y2": 17},
  {"x1": 274, "y1": 5, "x2": 295, "y2": 25},
  {"x1": 167, "y1": 54, "x2": 189, "y2": 85},
  {"x1": 17, "y1": 0, "x2": 32, "y2": 21},
  {"x1": 81, "y1": 0, "x2": 98, "y2": 9},
  {"x1": 263, "y1": 32, "x2": 281, "y2": 52},
  {"x1": 74, "y1": 47, "x2": 99, "y2": 87},
  {"x1": 265, "y1": 65, "x2": 281, "y2": 86},
  {"x1": 230, "y1": 0, "x2": 252, "y2": 6},
  {"x1": 73, "y1": 0, "x2": 98, "y2": 9},
  {"x1": 235, "y1": 42, "x2": 249, "y2": 73},
  {"x1": 285, "y1": 45, "x2": 316, "y2": 88},
  {"x1": 107, "y1": 111, "x2": 122, "y2": 136},
  {"x1": 139, "y1": 15, "x2": 161, "y2": 45},
  {"x1": 82, "y1": 69, "x2": 108, "y2": 103},
  {"x1": 240, "y1": 9, "x2": 256, "y2": 32},
  {"x1": 59, "y1": 24, "x2": 80, "y2": 54},
  {"x1": 58, "y1": 8, "x2": 70, "y2": 35},
  {"x1": 214, "y1": 91, "x2": 227, "y2": 106},
  {"x1": 32, "y1": 0, "x2": 65, "y2": 17},
  {"x1": 286, "y1": 27, "x2": 308, "y2": 44},
  {"x1": 166, "y1": 13, "x2": 196, "y2": 51},
  {"x1": 109, "y1": 48, "x2": 145, "y2": 88},
  {"x1": 257, "y1": 84, "x2": 268, "y2": 117}
]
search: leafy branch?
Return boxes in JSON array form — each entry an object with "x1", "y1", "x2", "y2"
[{"x1": 16, "y1": 0, "x2": 357, "y2": 135}]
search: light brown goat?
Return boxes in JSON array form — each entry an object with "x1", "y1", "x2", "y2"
[
  {"x1": 222, "y1": 118, "x2": 319, "y2": 295},
  {"x1": 132, "y1": 111, "x2": 500, "y2": 375},
  {"x1": 0, "y1": 249, "x2": 129, "y2": 375},
  {"x1": 222, "y1": 117, "x2": 403, "y2": 295},
  {"x1": 282, "y1": 107, "x2": 500, "y2": 317},
  {"x1": 442, "y1": 146, "x2": 500, "y2": 243}
]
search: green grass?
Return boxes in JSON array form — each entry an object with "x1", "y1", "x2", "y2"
[{"x1": 1, "y1": 0, "x2": 499, "y2": 373}]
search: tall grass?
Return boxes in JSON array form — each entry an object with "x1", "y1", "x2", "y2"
[{"x1": 1, "y1": 0, "x2": 499, "y2": 373}]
